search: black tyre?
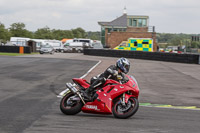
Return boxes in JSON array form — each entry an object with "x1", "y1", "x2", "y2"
[
  {"x1": 112, "y1": 97, "x2": 139, "y2": 119},
  {"x1": 60, "y1": 92, "x2": 83, "y2": 115}
]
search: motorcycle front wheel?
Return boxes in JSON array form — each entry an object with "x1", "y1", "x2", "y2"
[
  {"x1": 60, "y1": 92, "x2": 83, "y2": 115},
  {"x1": 112, "y1": 97, "x2": 139, "y2": 119}
]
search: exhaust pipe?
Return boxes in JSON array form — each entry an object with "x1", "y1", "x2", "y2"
[
  {"x1": 66, "y1": 82, "x2": 86, "y2": 104},
  {"x1": 66, "y1": 83, "x2": 78, "y2": 93}
]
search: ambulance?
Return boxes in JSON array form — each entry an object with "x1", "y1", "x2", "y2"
[{"x1": 114, "y1": 38, "x2": 153, "y2": 52}]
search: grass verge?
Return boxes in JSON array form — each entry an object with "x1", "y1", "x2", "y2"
[{"x1": 0, "y1": 52, "x2": 39, "y2": 56}]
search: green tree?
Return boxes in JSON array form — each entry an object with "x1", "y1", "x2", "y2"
[
  {"x1": 9, "y1": 22, "x2": 32, "y2": 38},
  {"x1": 157, "y1": 33, "x2": 175, "y2": 43},
  {"x1": 86, "y1": 31, "x2": 100, "y2": 40},
  {"x1": 64, "y1": 30, "x2": 74, "y2": 39},
  {"x1": 72, "y1": 27, "x2": 86, "y2": 38},
  {"x1": 52, "y1": 29, "x2": 74, "y2": 40},
  {"x1": 170, "y1": 36, "x2": 182, "y2": 46},
  {"x1": 34, "y1": 26, "x2": 53, "y2": 39},
  {"x1": 52, "y1": 29, "x2": 64, "y2": 40},
  {"x1": 191, "y1": 41, "x2": 200, "y2": 48},
  {"x1": 0, "y1": 22, "x2": 11, "y2": 43}
]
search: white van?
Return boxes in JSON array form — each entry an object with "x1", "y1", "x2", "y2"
[
  {"x1": 73, "y1": 38, "x2": 93, "y2": 47},
  {"x1": 63, "y1": 38, "x2": 93, "y2": 52},
  {"x1": 43, "y1": 40, "x2": 64, "y2": 52}
]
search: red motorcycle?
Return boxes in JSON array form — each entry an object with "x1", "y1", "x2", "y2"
[{"x1": 59, "y1": 74, "x2": 140, "y2": 119}]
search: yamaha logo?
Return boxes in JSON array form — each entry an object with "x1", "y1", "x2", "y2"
[{"x1": 85, "y1": 105, "x2": 100, "y2": 111}]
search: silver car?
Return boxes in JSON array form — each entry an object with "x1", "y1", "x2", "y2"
[{"x1": 39, "y1": 45, "x2": 55, "y2": 54}]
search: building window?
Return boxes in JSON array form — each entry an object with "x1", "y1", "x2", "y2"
[
  {"x1": 142, "y1": 41, "x2": 149, "y2": 44},
  {"x1": 113, "y1": 28, "x2": 118, "y2": 31},
  {"x1": 138, "y1": 19, "x2": 142, "y2": 27},
  {"x1": 134, "y1": 41, "x2": 138, "y2": 47},
  {"x1": 128, "y1": 18, "x2": 147, "y2": 27},
  {"x1": 133, "y1": 19, "x2": 137, "y2": 27},
  {"x1": 101, "y1": 27, "x2": 105, "y2": 45},
  {"x1": 108, "y1": 28, "x2": 112, "y2": 33},
  {"x1": 142, "y1": 19, "x2": 147, "y2": 26},
  {"x1": 129, "y1": 19, "x2": 132, "y2": 26},
  {"x1": 107, "y1": 28, "x2": 126, "y2": 32},
  {"x1": 120, "y1": 28, "x2": 126, "y2": 32}
]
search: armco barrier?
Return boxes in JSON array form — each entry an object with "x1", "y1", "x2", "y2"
[
  {"x1": 0, "y1": 46, "x2": 31, "y2": 54},
  {"x1": 83, "y1": 49, "x2": 200, "y2": 64}
]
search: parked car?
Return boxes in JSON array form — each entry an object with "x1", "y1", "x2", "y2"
[
  {"x1": 91, "y1": 41, "x2": 103, "y2": 49},
  {"x1": 39, "y1": 45, "x2": 55, "y2": 54}
]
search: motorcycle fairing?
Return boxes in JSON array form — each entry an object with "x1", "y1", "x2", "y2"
[
  {"x1": 72, "y1": 78, "x2": 90, "y2": 88},
  {"x1": 81, "y1": 78, "x2": 139, "y2": 114},
  {"x1": 81, "y1": 100, "x2": 112, "y2": 114}
]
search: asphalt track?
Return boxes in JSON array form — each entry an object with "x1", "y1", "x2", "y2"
[
  {"x1": 0, "y1": 56, "x2": 97, "y2": 133},
  {"x1": 0, "y1": 54, "x2": 200, "y2": 133}
]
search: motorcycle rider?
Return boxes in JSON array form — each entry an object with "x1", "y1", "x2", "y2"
[{"x1": 84, "y1": 57, "x2": 130, "y2": 100}]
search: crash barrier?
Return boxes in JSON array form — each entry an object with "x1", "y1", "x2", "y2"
[
  {"x1": 84, "y1": 49, "x2": 200, "y2": 64},
  {"x1": 0, "y1": 46, "x2": 31, "y2": 54}
]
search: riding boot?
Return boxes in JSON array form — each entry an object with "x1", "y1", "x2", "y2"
[{"x1": 83, "y1": 86, "x2": 94, "y2": 100}]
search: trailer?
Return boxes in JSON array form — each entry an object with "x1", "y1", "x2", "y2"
[
  {"x1": 10, "y1": 37, "x2": 30, "y2": 46},
  {"x1": 10, "y1": 37, "x2": 64, "y2": 52}
]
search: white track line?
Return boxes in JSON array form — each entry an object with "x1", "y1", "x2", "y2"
[{"x1": 80, "y1": 60, "x2": 102, "y2": 79}]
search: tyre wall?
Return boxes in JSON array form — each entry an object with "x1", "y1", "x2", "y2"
[
  {"x1": 0, "y1": 46, "x2": 31, "y2": 54},
  {"x1": 84, "y1": 49, "x2": 200, "y2": 64}
]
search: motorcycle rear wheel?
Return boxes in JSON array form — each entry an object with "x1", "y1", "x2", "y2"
[
  {"x1": 112, "y1": 97, "x2": 139, "y2": 119},
  {"x1": 60, "y1": 92, "x2": 83, "y2": 115}
]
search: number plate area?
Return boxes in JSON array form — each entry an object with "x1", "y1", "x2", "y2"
[{"x1": 57, "y1": 88, "x2": 71, "y2": 98}]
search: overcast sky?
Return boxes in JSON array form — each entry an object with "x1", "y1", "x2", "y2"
[{"x1": 0, "y1": 0, "x2": 200, "y2": 34}]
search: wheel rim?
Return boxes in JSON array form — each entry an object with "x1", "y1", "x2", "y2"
[
  {"x1": 62, "y1": 95, "x2": 79, "y2": 109},
  {"x1": 115, "y1": 98, "x2": 136, "y2": 115}
]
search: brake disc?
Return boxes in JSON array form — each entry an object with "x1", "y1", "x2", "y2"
[{"x1": 118, "y1": 101, "x2": 132, "y2": 112}]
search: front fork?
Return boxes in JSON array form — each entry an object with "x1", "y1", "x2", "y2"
[
  {"x1": 120, "y1": 92, "x2": 132, "y2": 105},
  {"x1": 121, "y1": 93, "x2": 126, "y2": 106}
]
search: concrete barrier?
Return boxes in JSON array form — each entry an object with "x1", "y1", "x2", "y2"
[{"x1": 84, "y1": 49, "x2": 200, "y2": 64}]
